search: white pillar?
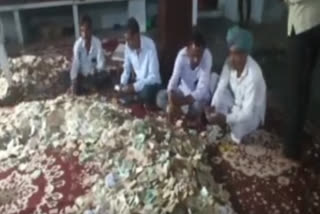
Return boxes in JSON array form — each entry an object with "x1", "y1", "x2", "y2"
[
  {"x1": 73, "y1": 4, "x2": 80, "y2": 39},
  {"x1": 192, "y1": 0, "x2": 198, "y2": 26},
  {"x1": 0, "y1": 18, "x2": 11, "y2": 84},
  {"x1": 14, "y1": 10, "x2": 24, "y2": 45},
  {"x1": 218, "y1": 0, "x2": 226, "y2": 11},
  {"x1": 128, "y1": 0, "x2": 146, "y2": 32},
  {"x1": 251, "y1": 0, "x2": 265, "y2": 24},
  {"x1": 223, "y1": 0, "x2": 239, "y2": 22},
  {"x1": 223, "y1": 0, "x2": 265, "y2": 23}
]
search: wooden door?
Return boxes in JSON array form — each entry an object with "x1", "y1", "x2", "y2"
[{"x1": 158, "y1": 0, "x2": 193, "y2": 83}]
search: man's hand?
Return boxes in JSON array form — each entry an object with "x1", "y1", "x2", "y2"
[
  {"x1": 204, "y1": 106, "x2": 215, "y2": 114},
  {"x1": 204, "y1": 106, "x2": 215, "y2": 122},
  {"x1": 210, "y1": 113, "x2": 226, "y2": 127},
  {"x1": 169, "y1": 91, "x2": 182, "y2": 106},
  {"x1": 169, "y1": 91, "x2": 194, "y2": 106},
  {"x1": 184, "y1": 95, "x2": 195, "y2": 105},
  {"x1": 120, "y1": 84, "x2": 135, "y2": 94}
]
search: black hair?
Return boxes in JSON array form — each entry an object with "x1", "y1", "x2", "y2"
[
  {"x1": 190, "y1": 29, "x2": 206, "y2": 48},
  {"x1": 126, "y1": 17, "x2": 140, "y2": 35},
  {"x1": 81, "y1": 15, "x2": 92, "y2": 29}
]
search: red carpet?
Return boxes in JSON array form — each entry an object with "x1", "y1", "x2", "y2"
[
  {"x1": 130, "y1": 104, "x2": 148, "y2": 119},
  {"x1": 0, "y1": 149, "x2": 98, "y2": 214},
  {"x1": 209, "y1": 131, "x2": 320, "y2": 214}
]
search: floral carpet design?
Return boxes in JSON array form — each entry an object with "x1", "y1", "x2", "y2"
[
  {"x1": 0, "y1": 149, "x2": 98, "y2": 214},
  {"x1": 210, "y1": 131, "x2": 320, "y2": 214}
]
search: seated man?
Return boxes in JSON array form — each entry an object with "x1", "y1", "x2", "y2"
[
  {"x1": 118, "y1": 17, "x2": 162, "y2": 106},
  {"x1": 157, "y1": 30, "x2": 215, "y2": 123},
  {"x1": 70, "y1": 15, "x2": 107, "y2": 95},
  {"x1": 206, "y1": 26, "x2": 266, "y2": 143}
]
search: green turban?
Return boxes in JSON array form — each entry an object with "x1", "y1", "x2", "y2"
[{"x1": 226, "y1": 26, "x2": 253, "y2": 53}]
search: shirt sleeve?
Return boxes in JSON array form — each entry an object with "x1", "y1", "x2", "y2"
[
  {"x1": 190, "y1": 68, "x2": 210, "y2": 101},
  {"x1": 70, "y1": 41, "x2": 80, "y2": 81},
  {"x1": 211, "y1": 62, "x2": 230, "y2": 106},
  {"x1": 96, "y1": 39, "x2": 105, "y2": 71},
  {"x1": 120, "y1": 45, "x2": 132, "y2": 85},
  {"x1": 190, "y1": 50, "x2": 212, "y2": 101},
  {"x1": 167, "y1": 53, "x2": 183, "y2": 92},
  {"x1": 133, "y1": 48, "x2": 160, "y2": 92},
  {"x1": 226, "y1": 80, "x2": 259, "y2": 125}
]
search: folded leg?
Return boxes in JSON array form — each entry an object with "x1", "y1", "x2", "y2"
[
  {"x1": 138, "y1": 84, "x2": 162, "y2": 105},
  {"x1": 213, "y1": 87, "x2": 234, "y2": 115},
  {"x1": 229, "y1": 115, "x2": 261, "y2": 143}
]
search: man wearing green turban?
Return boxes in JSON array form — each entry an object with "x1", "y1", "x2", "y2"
[
  {"x1": 205, "y1": 26, "x2": 267, "y2": 143},
  {"x1": 226, "y1": 25, "x2": 253, "y2": 54}
]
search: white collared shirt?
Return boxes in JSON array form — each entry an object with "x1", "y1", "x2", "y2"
[
  {"x1": 211, "y1": 56, "x2": 267, "y2": 126},
  {"x1": 285, "y1": 0, "x2": 320, "y2": 35},
  {"x1": 167, "y1": 47, "x2": 212, "y2": 102},
  {"x1": 120, "y1": 35, "x2": 161, "y2": 92},
  {"x1": 70, "y1": 36, "x2": 105, "y2": 80}
]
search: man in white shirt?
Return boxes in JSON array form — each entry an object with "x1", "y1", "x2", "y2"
[
  {"x1": 156, "y1": 30, "x2": 217, "y2": 124},
  {"x1": 206, "y1": 26, "x2": 266, "y2": 143},
  {"x1": 70, "y1": 15, "x2": 107, "y2": 95},
  {"x1": 118, "y1": 18, "x2": 161, "y2": 106},
  {"x1": 283, "y1": 0, "x2": 320, "y2": 159},
  {"x1": 0, "y1": 17, "x2": 11, "y2": 84}
]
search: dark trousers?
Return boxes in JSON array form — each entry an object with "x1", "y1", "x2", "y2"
[
  {"x1": 238, "y1": 0, "x2": 251, "y2": 28},
  {"x1": 75, "y1": 72, "x2": 110, "y2": 95},
  {"x1": 138, "y1": 84, "x2": 162, "y2": 105},
  {"x1": 286, "y1": 25, "x2": 320, "y2": 154}
]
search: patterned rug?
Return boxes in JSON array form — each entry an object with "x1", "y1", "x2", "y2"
[
  {"x1": 209, "y1": 130, "x2": 320, "y2": 214},
  {"x1": 1, "y1": 97, "x2": 320, "y2": 214},
  {"x1": 0, "y1": 148, "x2": 98, "y2": 214}
]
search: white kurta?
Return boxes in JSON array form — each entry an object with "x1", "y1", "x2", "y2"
[
  {"x1": 167, "y1": 47, "x2": 213, "y2": 102},
  {"x1": 211, "y1": 56, "x2": 267, "y2": 143},
  {"x1": 70, "y1": 36, "x2": 105, "y2": 81}
]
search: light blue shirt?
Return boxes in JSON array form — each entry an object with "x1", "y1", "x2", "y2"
[
  {"x1": 167, "y1": 47, "x2": 213, "y2": 102},
  {"x1": 120, "y1": 35, "x2": 161, "y2": 92},
  {"x1": 70, "y1": 36, "x2": 105, "y2": 80}
]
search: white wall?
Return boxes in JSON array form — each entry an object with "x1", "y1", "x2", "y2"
[
  {"x1": 1, "y1": 0, "x2": 146, "y2": 44},
  {"x1": 262, "y1": 0, "x2": 287, "y2": 23},
  {"x1": 79, "y1": 0, "x2": 146, "y2": 31},
  {"x1": 223, "y1": 0, "x2": 239, "y2": 22},
  {"x1": 128, "y1": 0, "x2": 146, "y2": 32},
  {"x1": 78, "y1": 1, "x2": 128, "y2": 30},
  {"x1": 223, "y1": 0, "x2": 265, "y2": 24},
  {"x1": 252, "y1": 0, "x2": 265, "y2": 23}
]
